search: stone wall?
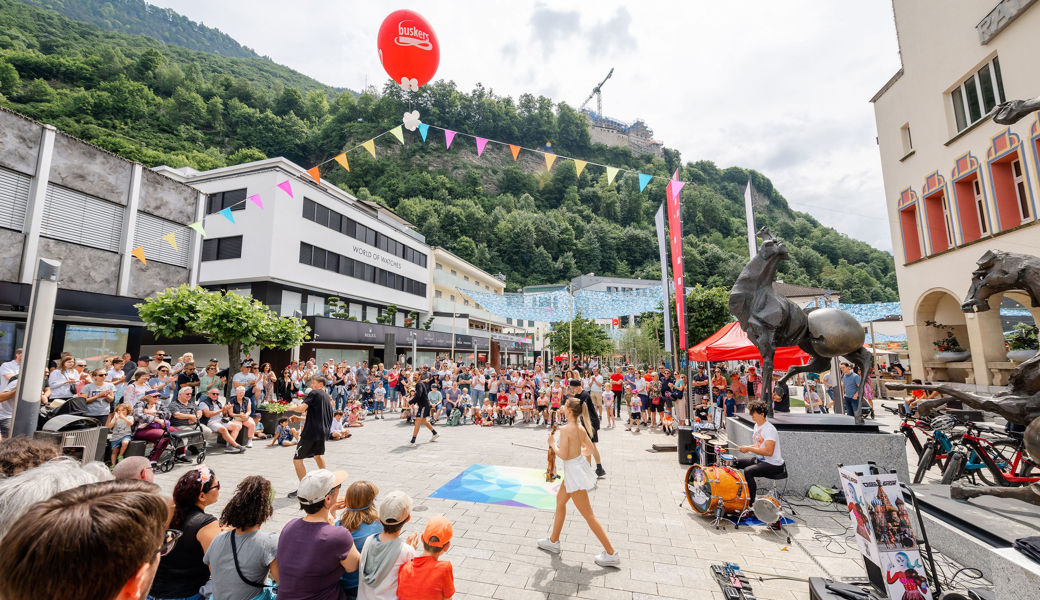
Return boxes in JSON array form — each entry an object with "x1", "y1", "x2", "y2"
[
  {"x1": 38, "y1": 238, "x2": 119, "y2": 295},
  {"x1": 0, "y1": 229, "x2": 24, "y2": 281},
  {"x1": 49, "y1": 132, "x2": 132, "y2": 205},
  {"x1": 128, "y1": 259, "x2": 189, "y2": 299},
  {"x1": 0, "y1": 109, "x2": 41, "y2": 176},
  {"x1": 138, "y1": 167, "x2": 196, "y2": 224}
]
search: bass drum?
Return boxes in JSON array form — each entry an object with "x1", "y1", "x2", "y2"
[{"x1": 685, "y1": 464, "x2": 750, "y2": 515}]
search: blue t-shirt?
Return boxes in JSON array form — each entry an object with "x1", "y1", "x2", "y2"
[
  {"x1": 723, "y1": 396, "x2": 736, "y2": 417},
  {"x1": 842, "y1": 372, "x2": 862, "y2": 399},
  {"x1": 338, "y1": 520, "x2": 383, "y2": 590}
]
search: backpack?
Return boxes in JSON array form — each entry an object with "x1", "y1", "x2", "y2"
[{"x1": 447, "y1": 408, "x2": 462, "y2": 426}]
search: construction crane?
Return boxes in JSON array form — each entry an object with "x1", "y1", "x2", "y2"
[{"x1": 579, "y1": 67, "x2": 613, "y2": 116}]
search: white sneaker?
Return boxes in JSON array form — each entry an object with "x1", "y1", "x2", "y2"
[
  {"x1": 431, "y1": 433, "x2": 440, "y2": 442},
  {"x1": 594, "y1": 551, "x2": 621, "y2": 567},
  {"x1": 246, "y1": 441, "x2": 253, "y2": 448},
  {"x1": 537, "y1": 538, "x2": 561, "y2": 554}
]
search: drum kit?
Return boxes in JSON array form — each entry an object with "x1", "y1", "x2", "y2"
[{"x1": 683, "y1": 432, "x2": 784, "y2": 530}]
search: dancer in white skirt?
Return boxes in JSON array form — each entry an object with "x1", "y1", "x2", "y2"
[{"x1": 537, "y1": 397, "x2": 620, "y2": 566}]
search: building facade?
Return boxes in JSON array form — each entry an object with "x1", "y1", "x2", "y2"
[
  {"x1": 0, "y1": 107, "x2": 201, "y2": 367},
  {"x1": 872, "y1": 0, "x2": 1040, "y2": 388}
]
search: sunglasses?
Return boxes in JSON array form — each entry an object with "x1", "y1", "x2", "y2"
[{"x1": 158, "y1": 529, "x2": 183, "y2": 557}]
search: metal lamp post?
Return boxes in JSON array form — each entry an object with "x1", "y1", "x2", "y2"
[{"x1": 11, "y1": 258, "x2": 60, "y2": 437}]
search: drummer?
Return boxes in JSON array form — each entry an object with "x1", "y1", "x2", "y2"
[{"x1": 734, "y1": 400, "x2": 785, "y2": 502}]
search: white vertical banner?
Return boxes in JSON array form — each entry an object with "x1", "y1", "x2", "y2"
[
  {"x1": 745, "y1": 176, "x2": 758, "y2": 257},
  {"x1": 654, "y1": 204, "x2": 673, "y2": 352}
]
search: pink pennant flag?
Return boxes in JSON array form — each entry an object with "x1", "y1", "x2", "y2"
[
  {"x1": 475, "y1": 137, "x2": 488, "y2": 157},
  {"x1": 277, "y1": 180, "x2": 293, "y2": 198},
  {"x1": 670, "y1": 168, "x2": 685, "y2": 200},
  {"x1": 444, "y1": 129, "x2": 456, "y2": 149},
  {"x1": 248, "y1": 194, "x2": 263, "y2": 209}
]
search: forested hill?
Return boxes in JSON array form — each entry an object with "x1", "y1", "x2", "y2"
[
  {"x1": 0, "y1": 0, "x2": 897, "y2": 302},
  {"x1": 17, "y1": 0, "x2": 260, "y2": 59}
]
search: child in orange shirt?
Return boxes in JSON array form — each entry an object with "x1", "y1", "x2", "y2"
[{"x1": 397, "y1": 515, "x2": 455, "y2": 600}]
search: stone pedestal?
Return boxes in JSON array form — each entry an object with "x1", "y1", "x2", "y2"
[{"x1": 724, "y1": 413, "x2": 909, "y2": 494}]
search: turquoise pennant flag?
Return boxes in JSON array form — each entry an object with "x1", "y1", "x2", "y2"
[
  {"x1": 218, "y1": 207, "x2": 235, "y2": 224},
  {"x1": 417, "y1": 123, "x2": 429, "y2": 142},
  {"x1": 638, "y1": 173, "x2": 652, "y2": 192}
]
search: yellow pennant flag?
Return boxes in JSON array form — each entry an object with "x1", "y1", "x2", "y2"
[
  {"x1": 130, "y1": 246, "x2": 147, "y2": 265},
  {"x1": 390, "y1": 125, "x2": 404, "y2": 144},
  {"x1": 333, "y1": 153, "x2": 350, "y2": 172},
  {"x1": 545, "y1": 153, "x2": 557, "y2": 172},
  {"x1": 606, "y1": 166, "x2": 619, "y2": 184},
  {"x1": 161, "y1": 232, "x2": 178, "y2": 251},
  {"x1": 362, "y1": 139, "x2": 376, "y2": 158},
  {"x1": 573, "y1": 160, "x2": 587, "y2": 177},
  {"x1": 509, "y1": 145, "x2": 521, "y2": 161}
]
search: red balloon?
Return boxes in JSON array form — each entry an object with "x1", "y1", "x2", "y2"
[{"x1": 377, "y1": 10, "x2": 439, "y2": 89}]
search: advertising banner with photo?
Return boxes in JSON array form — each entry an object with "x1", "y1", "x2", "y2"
[
  {"x1": 665, "y1": 172, "x2": 687, "y2": 349},
  {"x1": 839, "y1": 465, "x2": 933, "y2": 600},
  {"x1": 654, "y1": 204, "x2": 673, "y2": 351}
]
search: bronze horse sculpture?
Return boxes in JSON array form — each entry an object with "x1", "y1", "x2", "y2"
[
  {"x1": 888, "y1": 250, "x2": 1040, "y2": 505},
  {"x1": 729, "y1": 228, "x2": 873, "y2": 422}
]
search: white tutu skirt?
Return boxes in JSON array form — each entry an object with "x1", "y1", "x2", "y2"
[{"x1": 562, "y1": 456, "x2": 598, "y2": 493}]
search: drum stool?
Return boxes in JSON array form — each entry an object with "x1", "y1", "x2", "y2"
[{"x1": 739, "y1": 463, "x2": 796, "y2": 541}]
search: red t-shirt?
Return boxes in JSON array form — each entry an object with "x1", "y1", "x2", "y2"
[
  {"x1": 398, "y1": 555, "x2": 455, "y2": 600},
  {"x1": 610, "y1": 373, "x2": 624, "y2": 391}
]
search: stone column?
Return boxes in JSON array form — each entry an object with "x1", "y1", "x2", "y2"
[{"x1": 965, "y1": 305, "x2": 1006, "y2": 388}]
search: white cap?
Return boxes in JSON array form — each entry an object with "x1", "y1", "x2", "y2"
[
  {"x1": 378, "y1": 490, "x2": 413, "y2": 525},
  {"x1": 297, "y1": 469, "x2": 348, "y2": 504}
]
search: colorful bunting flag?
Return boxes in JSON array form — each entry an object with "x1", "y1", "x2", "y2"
[
  {"x1": 277, "y1": 180, "x2": 294, "y2": 198},
  {"x1": 218, "y1": 207, "x2": 235, "y2": 224},
  {"x1": 573, "y1": 159, "x2": 587, "y2": 177},
  {"x1": 417, "y1": 123, "x2": 429, "y2": 141},
  {"x1": 131, "y1": 246, "x2": 147, "y2": 265},
  {"x1": 545, "y1": 153, "x2": 557, "y2": 172},
  {"x1": 444, "y1": 130, "x2": 456, "y2": 149},
  {"x1": 606, "y1": 166, "x2": 619, "y2": 184},
  {"x1": 306, "y1": 166, "x2": 321, "y2": 184},
  {"x1": 638, "y1": 173, "x2": 652, "y2": 192},
  {"x1": 248, "y1": 194, "x2": 263, "y2": 209},
  {"x1": 333, "y1": 153, "x2": 350, "y2": 172},
  {"x1": 509, "y1": 144, "x2": 521, "y2": 161},
  {"x1": 475, "y1": 137, "x2": 488, "y2": 157},
  {"x1": 362, "y1": 139, "x2": 376, "y2": 158},
  {"x1": 670, "y1": 168, "x2": 685, "y2": 200},
  {"x1": 188, "y1": 221, "x2": 206, "y2": 237},
  {"x1": 390, "y1": 125, "x2": 404, "y2": 144},
  {"x1": 161, "y1": 232, "x2": 178, "y2": 251}
]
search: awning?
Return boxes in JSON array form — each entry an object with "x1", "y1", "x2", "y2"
[{"x1": 688, "y1": 321, "x2": 811, "y2": 369}]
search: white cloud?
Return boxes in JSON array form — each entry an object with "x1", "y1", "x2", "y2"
[{"x1": 148, "y1": 1, "x2": 900, "y2": 251}]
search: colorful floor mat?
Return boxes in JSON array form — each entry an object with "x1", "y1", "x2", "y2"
[{"x1": 430, "y1": 464, "x2": 560, "y2": 510}]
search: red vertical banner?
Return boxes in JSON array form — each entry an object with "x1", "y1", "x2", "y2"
[{"x1": 666, "y1": 170, "x2": 687, "y2": 349}]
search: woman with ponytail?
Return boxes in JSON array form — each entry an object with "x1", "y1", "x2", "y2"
[
  {"x1": 537, "y1": 397, "x2": 620, "y2": 568},
  {"x1": 149, "y1": 466, "x2": 222, "y2": 600}
]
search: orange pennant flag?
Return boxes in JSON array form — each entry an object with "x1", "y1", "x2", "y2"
[
  {"x1": 545, "y1": 153, "x2": 557, "y2": 172},
  {"x1": 333, "y1": 153, "x2": 350, "y2": 172},
  {"x1": 131, "y1": 246, "x2": 147, "y2": 265},
  {"x1": 510, "y1": 145, "x2": 521, "y2": 161},
  {"x1": 307, "y1": 166, "x2": 321, "y2": 184}
]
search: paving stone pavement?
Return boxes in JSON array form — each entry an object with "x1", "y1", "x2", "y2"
[{"x1": 151, "y1": 408, "x2": 975, "y2": 599}]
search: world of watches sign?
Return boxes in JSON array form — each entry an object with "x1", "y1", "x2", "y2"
[{"x1": 351, "y1": 242, "x2": 404, "y2": 272}]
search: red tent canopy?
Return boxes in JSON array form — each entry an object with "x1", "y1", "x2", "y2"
[{"x1": 688, "y1": 321, "x2": 811, "y2": 369}]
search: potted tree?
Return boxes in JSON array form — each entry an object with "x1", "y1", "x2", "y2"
[
  {"x1": 1006, "y1": 323, "x2": 1039, "y2": 363},
  {"x1": 933, "y1": 330, "x2": 970, "y2": 362},
  {"x1": 257, "y1": 399, "x2": 294, "y2": 434}
]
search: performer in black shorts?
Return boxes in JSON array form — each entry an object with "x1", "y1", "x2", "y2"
[
  {"x1": 286, "y1": 375, "x2": 333, "y2": 498},
  {"x1": 567, "y1": 379, "x2": 605, "y2": 478},
  {"x1": 410, "y1": 371, "x2": 439, "y2": 444}
]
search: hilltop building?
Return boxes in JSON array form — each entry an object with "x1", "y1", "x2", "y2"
[
  {"x1": 872, "y1": 0, "x2": 1040, "y2": 389},
  {"x1": 581, "y1": 109, "x2": 664, "y2": 158}
]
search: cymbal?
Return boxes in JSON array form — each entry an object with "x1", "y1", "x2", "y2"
[{"x1": 692, "y1": 432, "x2": 714, "y2": 440}]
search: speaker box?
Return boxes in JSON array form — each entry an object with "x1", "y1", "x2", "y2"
[{"x1": 677, "y1": 426, "x2": 696, "y2": 465}]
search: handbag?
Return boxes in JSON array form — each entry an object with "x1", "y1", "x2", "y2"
[{"x1": 230, "y1": 531, "x2": 277, "y2": 600}]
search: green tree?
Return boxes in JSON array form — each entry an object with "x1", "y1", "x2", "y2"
[
  {"x1": 675, "y1": 285, "x2": 731, "y2": 348},
  {"x1": 546, "y1": 313, "x2": 612, "y2": 358},
  {"x1": 136, "y1": 285, "x2": 310, "y2": 372},
  {"x1": 273, "y1": 86, "x2": 304, "y2": 117},
  {"x1": 0, "y1": 60, "x2": 20, "y2": 93}
]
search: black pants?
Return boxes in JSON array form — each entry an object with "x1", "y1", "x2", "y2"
[{"x1": 733, "y1": 457, "x2": 785, "y2": 500}]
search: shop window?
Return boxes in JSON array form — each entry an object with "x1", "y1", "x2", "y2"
[
  {"x1": 924, "y1": 191, "x2": 953, "y2": 254},
  {"x1": 899, "y1": 205, "x2": 922, "y2": 263},
  {"x1": 991, "y1": 153, "x2": 1033, "y2": 230},
  {"x1": 953, "y1": 175, "x2": 988, "y2": 243}
]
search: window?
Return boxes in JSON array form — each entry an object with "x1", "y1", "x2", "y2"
[
  {"x1": 528, "y1": 320, "x2": 535, "y2": 327},
  {"x1": 924, "y1": 191, "x2": 953, "y2": 254},
  {"x1": 464, "y1": 275, "x2": 469, "y2": 281},
  {"x1": 301, "y1": 198, "x2": 427, "y2": 266},
  {"x1": 991, "y1": 152, "x2": 1033, "y2": 230},
  {"x1": 435, "y1": 290, "x2": 442, "y2": 298},
  {"x1": 464, "y1": 299, "x2": 469, "y2": 306},
  {"x1": 900, "y1": 123, "x2": 913, "y2": 156},
  {"x1": 899, "y1": 205, "x2": 922, "y2": 263},
  {"x1": 436, "y1": 263, "x2": 443, "y2": 270},
  {"x1": 1013, "y1": 159, "x2": 1030, "y2": 222},
  {"x1": 975, "y1": 179, "x2": 988, "y2": 235},
  {"x1": 206, "y1": 189, "x2": 248, "y2": 214},
  {"x1": 951, "y1": 57, "x2": 1005, "y2": 133},
  {"x1": 298, "y1": 242, "x2": 426, "y2": 296},
  {"x1": 201, "y1": 236, "x2": 243, "y2": 261},
  {"x1": 450, "y1": 295, "x2": 455, "y2": 302},
  {"x1": 507, "y1": 318, "x2": 513, "y2": 325},
  {"x1": 450, "y1": 270, "x2": 457, "y2": 276}
]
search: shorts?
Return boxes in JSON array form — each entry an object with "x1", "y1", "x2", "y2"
[
  {"x1": 294, "y1": 436, "x2": 326, "y2": 460},
  {"x1": 537, "y1": 404, "x2": 548, "y2": 411},
  {"x1": 109, "y1": 435, "x2": 131, "y2": 449},
  {"x1": 590, "y1": 391, "x2": 603, "y2": 407},
  {"x1": 648, "y1": 399, "x2": 663, "y2": 412},
  {"x1": 630, "y1": 411, "x2": 641, "y2": 420},
  {"x1": 590, "y1": 428, "x2": 599, "y2": 444},
  {"x1": 413, "y1": 403, "x2": 431, "y2": 419},
  {"x1": 374, "y1": 400, "x2": 385, "y2": 411}
]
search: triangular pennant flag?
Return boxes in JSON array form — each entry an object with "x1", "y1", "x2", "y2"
[
  {"x1": 188, "y1": 221, "x2": 206, "y2": 237},
  {"x1": 306, "y1": 166, "x2": 321, "y2": 184},
  {"x1": 444, "y1": 129, "x2": 456, "y2": 149},
  {"x1": 333, "y1": 153, "x2": 350, "y2": 172},
  {"x1": 390, "y1": 125, "x2": 404, "y2": 144},
  {"x1": 417, "y1": 123, "x2": 429, "y2": 141},
  {"x1": 573, "y1": 160, "x2": 587, "y2": 177},
  {"x1": 130, "y1": 246, "x2": 146, "y2": 265},
  {"x1": 362, "y1": 139, "x2": 376, "y2": 158},
  {"x1": 218, "y1": 207, "x2": 235, "y2": 224},
  {"x1": 475, "y1": 137, "x2": 488, "y2": 157},
  {"x1": 638, "y1": 173, "x2": 653, "y2": 192},
  {"x1": 606, "y1": 166, "x2": 619, "y2": 184},
  {"x1": 161, "y1": 232, "x2": 178, "y2": 251},
  {"x1": 248, "y1": 194, "x2": 263, "y2": 209},
  {"x1": 509, "y1": 144, "x2": 521, "y2": 161},
  {"x1": 670, "y1": 168, "x2": 686, "y2": 200},
  {"x1": 277, "y1": 180, "x2": 294, "y2": 198},
  {"x1": 545, "y1": 153, "x2": 557, "y2": 172}
]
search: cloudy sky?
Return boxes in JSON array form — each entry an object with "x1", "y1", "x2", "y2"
[{"x1": 150, "y1": 1, "x2": 901, "y2": 252}]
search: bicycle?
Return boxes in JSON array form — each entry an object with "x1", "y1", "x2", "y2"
[
  {"x1": 940, "y1": 421, "x2": 1039, "y2": 486},
  {"x1": 883, "y1": 405, "x2": 958, "y2": 484}
]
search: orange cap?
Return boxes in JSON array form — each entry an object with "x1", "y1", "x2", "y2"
[{"x1": 422, "y1": 515, "x2": 453, "y2": 549}]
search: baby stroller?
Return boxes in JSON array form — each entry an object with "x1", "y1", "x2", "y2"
[
  {"x1": 447, "y1": 408, "x2": 462, "y2": 426},
  {"x1": 131, "y1": 420, "x2": 207, "y2": 474}
]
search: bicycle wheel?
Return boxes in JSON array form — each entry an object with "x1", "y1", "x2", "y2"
[
  {"x1": 941, "y1": 451, "x2": 967, "y2": 485},
  {"x1": 976, "y1": 440, "x2": 1017, "y2": 487},
  {"x1": 914, "y1": 445, "x2": 936, "y2": 484}
]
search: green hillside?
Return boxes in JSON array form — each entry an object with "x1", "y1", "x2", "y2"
[{"x1": 0, "y1": 0, "x2": 897, "y2": 302}]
